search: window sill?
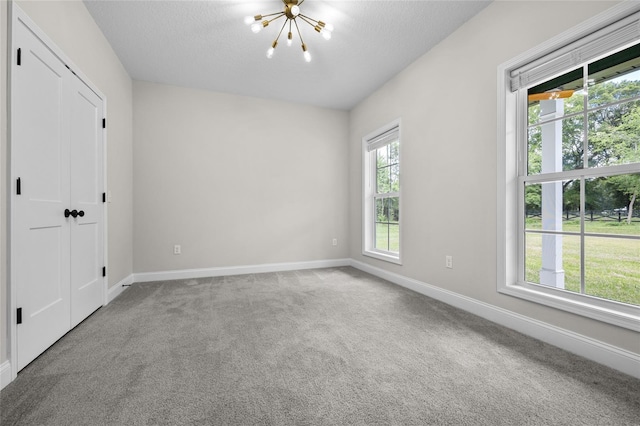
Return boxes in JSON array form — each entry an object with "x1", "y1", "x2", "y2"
[
  {"x1": 363, "y1": 250, "x2": 402, "y2": 265},
  {"x1": 499, "y1": 282, "x2": 640, "y2": 332}
]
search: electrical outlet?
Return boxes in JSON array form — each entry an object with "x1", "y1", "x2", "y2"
[
  {"x1": 332, "y1": 238, "x2": 338, "y2": 246},
  {"x1": 446, "y1": 255, "x2": 453, "y2": 269},
  {"x1": 174, "y1": 245, "x2": 181, "y2": 255}
]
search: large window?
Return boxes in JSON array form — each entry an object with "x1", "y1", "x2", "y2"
[
  {"x1": 499, "y1": 5, "x2": 640, "y2": 330},
  {"x1": 363, "y1": 121, "x2": 401, "y2": 264}
]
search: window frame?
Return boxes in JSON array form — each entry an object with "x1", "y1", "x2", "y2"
[
  {"x1": 362, "y1": 119, "x2": 402, "y2": 264},
  {"x1": 498, "y1": 3, "x2": 640, "y2": 332}
]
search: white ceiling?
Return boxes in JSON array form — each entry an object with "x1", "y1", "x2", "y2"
[{"x1": 83, "y1": 0, "x2": 491, "y2": 110}]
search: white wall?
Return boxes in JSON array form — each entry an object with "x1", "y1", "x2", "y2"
[
  {"x1": 133, "y1": 81, "x2": 349, "y2": 273},
  {"x1": 349, "y1": 0, "x2": 639, "y2": 355},
  {"x1": 0, "y1": 0, "x2": 134, "y2": 364}
]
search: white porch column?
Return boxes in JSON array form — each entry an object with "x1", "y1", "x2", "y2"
[{"x1": 539, "y1": 99, "x2": 565, "y2": 289}]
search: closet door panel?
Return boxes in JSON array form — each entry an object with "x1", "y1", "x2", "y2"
[
  {"x1": 70, "y1": 75, "x2": 104, "y2": 328},
  {"x1": 13, "y1": 20, "x2": 72, "y2": 371}
]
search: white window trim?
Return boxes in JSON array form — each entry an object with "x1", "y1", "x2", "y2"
[
  {"x1": 362, "y1": 119, "x2": 402, "y2": 265},
  {"x1": 497, "y1": 2, "x2": 640, "y2": 332}
]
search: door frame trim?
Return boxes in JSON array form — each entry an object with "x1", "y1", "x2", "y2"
[{"x1": 8, "y1": 2, "x2": 108, "y2": 382}]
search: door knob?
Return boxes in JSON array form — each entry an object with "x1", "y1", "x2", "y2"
[{"x1": 64, "y1": 209, "x2": 84, "y2": 218}]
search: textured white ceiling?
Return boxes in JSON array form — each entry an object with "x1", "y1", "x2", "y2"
[{"x1": 84, "y1": 0, "x2": 491, "y2": 110}]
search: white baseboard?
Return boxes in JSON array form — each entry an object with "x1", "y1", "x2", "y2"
[
  {"x1": 350, "y1": 259, "x2": 640, "y2": 379},
  {"x1": 106, "y1": 274, "x2": 133, "y2": 304},
  {"x1": 134, "y1": 258, "x2": 351, "y2": 283},
  {"x1": 0, "y1": 360, "x2": 11, "y2": 390}
]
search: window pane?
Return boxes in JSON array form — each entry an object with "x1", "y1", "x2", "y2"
[
  {"x1": 525, "y1": 232, "x2": 581, "y2": 292},
  {"x1": 528, "y1": 116, "x2": 584, "y2": 174},
  {"x1": 585, "y1": 236, "x2": 640, "y2": 306},
  {"x1": 528, "y1": 103, "x2": 540, "y2": 127},
  {"x1": 388, "y1": 224, "x2": 399, "y2": 253},
  {"x1": 584, "y1": 174, "x2": 640, "y2": 236},
  {"x1": 588, "y1": 44, "x2": 640, "y2": 109},
  {"x1": 390, "y1": 163, "x2": 399, "y2": 192},
  {"x1": 375, "y1": 197, "x2": 389, "y2": 251},
  {"x1": 375, "y1": 222, "x2": 388, "y2": 252},
  {"x1": 587, "y1": 99, "x2": 640, "y2": 168},
  {"x1": 525, "y1": 180, "x2": 578, "y2": 232},
  {"x1": 375, "y1": 197, "x2": 386, "y2": 223},
  {"x1": 388, "y1": 196, "x2": 399, "y2": 224},
  {"x1": 588, "y1": 76, "x2": 640, "y2": 110},
  {"x1": 377, "y1": 145, "x2": 389, "y2": 168},
  {"x1": 527, "y1": 125, "x2": 542, "y2": 174},
  {"x1": 374, "y1": 197, "x2": 399, "y2": 253},
  {"x1": 376, "y1": 165, "x2": 390, "y2": 194},
  {"x1": 389, "y1": 140, "x2": 399, "y2": 164}
]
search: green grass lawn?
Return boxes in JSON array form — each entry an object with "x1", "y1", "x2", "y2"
[
  {"x1": 525, "y1": 219, "x2": 640, "y2": 306},
  {"x1": 527, "y1": 217, "x2": 640, "y2": 235},
  {"x1": 375, "y1": 223, "x2": 399, "y2": 253}
]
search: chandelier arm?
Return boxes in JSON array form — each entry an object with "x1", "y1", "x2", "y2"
[
  {"x1": 260, "y1": 12, "x2": 284, "y2": 19},
  {"x1": 297, "y1": 15, "x2": 317, "y2": 28},
  {"x1": 266, "y1": 13, "x2": 287, "y2": 25},
  {"x1": 293, "y1": 18, "x2": 305, "y2": 45},
  {"x1": 298, "y1": 0, "x2": 306, "y2": 6},
  {"x1": 274, "y1": 19, "x2": 287, "y2": 43},
  {"x1": 298, "y1": 14, "x2": 318, "y2": 25}
]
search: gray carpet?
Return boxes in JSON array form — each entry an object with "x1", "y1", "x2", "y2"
[{"x1": 1, "y1": 267, "x2": 639, "y2": 425}]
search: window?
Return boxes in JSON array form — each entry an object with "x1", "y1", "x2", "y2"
[
  {"x1": 499, "y1": 5, "x2": 640, "y2": 331},
  {"x1": 363, "y1": 121, "x2": 401, "y2": 264}
]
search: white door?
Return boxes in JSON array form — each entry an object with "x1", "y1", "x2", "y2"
[
  {"x1": 70, "y1": 76, "x2": 104, "y2": 328},
  {"x1": 12, "y1": 17, "x2": 105, "y2": 370},
  {"x1": 13, "y1": 20, "x2": 72, "y2": 371}
]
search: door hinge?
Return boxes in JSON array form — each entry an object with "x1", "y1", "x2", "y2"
[
  {"x1": 102, "y1": 192, "x2": 106, "y2": 203},
  {"x1": 16, "y1": 177, "x2": 21, "y2": 195},
  {"x1": 102, "y1": 266, "x2": 106, "y2": 277},
  {"x1": 17, "y1": 308, "x2": 22, "y2": 324},
  {"x1": 17, "y1": 48, "x2": 21, "y2": 66},
  {"x1": 102, "y1": 118, "x2": 106, "y2": 129}
]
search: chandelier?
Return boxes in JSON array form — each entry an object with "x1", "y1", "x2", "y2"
[{"x1": 244, "y1": 0, "x2": 333, "y2": 62}]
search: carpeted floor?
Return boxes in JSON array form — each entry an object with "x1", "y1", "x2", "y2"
[{"x1": 1, "y1": 267, "x2": 639, "y2": 425}]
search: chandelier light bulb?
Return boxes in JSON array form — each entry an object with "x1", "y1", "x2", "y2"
[
  {"x1": 244, "y1": 16, "x2": 254, "y2": 25},
  {"x1": 251, "y1": 23, "x2": 262, "y2": 34},
  {"x1": 267, "y1": 40, "x2": 278, "y2": 59},
  {"x1": 291, "y1": 5, "x2": 300, "y2": 16},
  {"x1": 314, "y1": 23, "x2": 332, "y2": 41},
  {"x1": 303, "y1": 49, "x2": 311, "y2": 62},
  {"x1": 324, "y1": 23, "x2": 334, "y2": 32},
  {"x1": 287, "y1": 31, "x2": 293, "y2": 47}
]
